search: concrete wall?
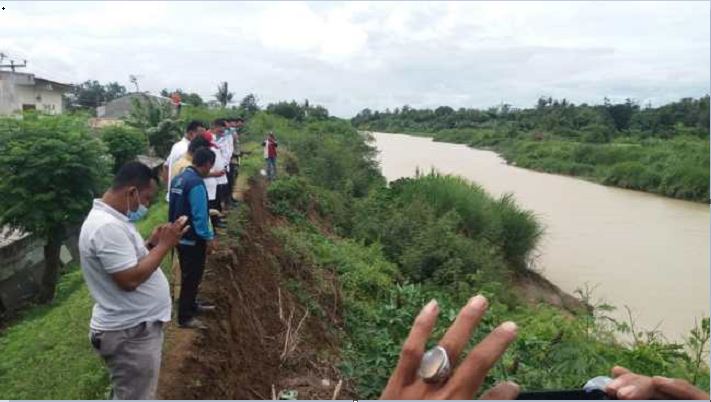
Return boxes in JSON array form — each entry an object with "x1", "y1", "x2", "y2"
[
  {"x1": 0, "y1": 72, "x2": 66, "y2": 116},
  {"x1": 99, "y1": 93, "x2": 170, "y2": 119},
  {"x1": 0, "y1": 228, "x2": 79, "y2": 314},
  {"x1": 13, "y1": 84, "x2": 64, "y2": 115}
]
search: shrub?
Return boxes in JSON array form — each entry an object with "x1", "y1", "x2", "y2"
[
  {"x1": 267, "y1": 176, "x2": 313, "y2": 220},
  {"x1": 146, "y1": 119, "x2": 182, "y2": 158},
  {"x1": 0, "y1": 114, "x2": 109, "y2": 301},
  {"x1": 100, "y1": 125, "x2": 147, "y2": 172}
]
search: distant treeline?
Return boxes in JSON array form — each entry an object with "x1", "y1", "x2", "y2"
[
  {"x1": 352, "y1": 96, "x2": 710, "y2": 141},
  {"x1": 352, "y1": 96, "x2": 710, "y2": 202}
]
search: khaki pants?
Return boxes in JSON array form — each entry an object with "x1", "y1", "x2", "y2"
[{"x1": 89, "y1": 322, "x2": 165, "y2": 400}]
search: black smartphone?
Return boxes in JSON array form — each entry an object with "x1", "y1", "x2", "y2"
[{"x1": 517, "y1": 388, "x2": 610, "y2": 400}]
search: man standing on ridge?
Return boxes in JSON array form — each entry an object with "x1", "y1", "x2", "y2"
[
  {"x1": 80, "y1": 162, "x2": 188, "y2": 399},
  {"x1": 215, "y1": 117, "x2": 234, "y2": 209},
  {"x1": 163, "y1": 120, "x2": 206, "y2": 201},
  {"x1": 202, "y1": 122, "x2": 227, "y2": 228},
  {"x1": 262, "y1": 131, "x2": 278, "y2": 181},
  {"x1": 169, "y1": 148, "x2": 218, "y2": 330}
]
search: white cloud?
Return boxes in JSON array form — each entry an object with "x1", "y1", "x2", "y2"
[{"x1": 0, "y1": 1, "x2": 707, "y2": 116}]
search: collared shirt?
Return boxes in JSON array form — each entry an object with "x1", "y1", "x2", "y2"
[
  {"x1": 204, "y1": 146, "x2": 226, "y2": 199},
  {"x1": 215, "y1": 131, "x2": 233, "y2": 169},
  {"x1": 172, "y1": 153, "x2": 192, "y2": 178},
  {"x1": 79, "y1": 199, "x2": 171, "y2": 331},
  {"x1": 164, "y1": 137, "x2": 190, "y2": 201}
]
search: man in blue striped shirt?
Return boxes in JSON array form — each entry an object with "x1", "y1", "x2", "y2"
[{"x1": 169, "y1": 147, "x2": 217, "y2": 329}]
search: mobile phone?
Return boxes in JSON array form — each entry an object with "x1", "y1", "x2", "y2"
[{"x1": 517, "y1": 388, "x2": 610, "y2": 400}]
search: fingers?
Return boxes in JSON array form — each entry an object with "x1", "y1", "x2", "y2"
[
  {"x1": 390, "y1": 299, "x2": 439, "y2": 387},
  {"x1": 479, "y1": 381, "x2": 520, "y2": 400},
  {"x1": 438, "y1": 295, "x2": 488, "y2": 364},
  {"x1": 181, "y1": 225, "x2": 191, "y2": 235},
  {"x1": 606, "y1": 366, "x2": 634, "y2": 398},
  {"x1": 652, "y1": 376, "x2": 710, "y2": 400},
  {"x1": 176, "y1": 215, "x2": 188, "y2": 227},
  {"x1": 611, "y1": 365, "x2": 631, "y2": 377},
  {"x1": 606, "y1": 373, "x2": 654, "y2": 400},
  {"x1": 448, "y1": 321, "x2": 518, "y2": 397}
]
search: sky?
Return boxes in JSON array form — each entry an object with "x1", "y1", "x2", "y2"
[{"x1": 0, "y1": 1, "x2": 709, "y2": 117}]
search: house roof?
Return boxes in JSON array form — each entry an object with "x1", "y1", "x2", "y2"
[
  {"x1": 98, "y1": 92, "x2": 171, "y2": 119},
  {"x1": 0, "y1": 71, "x2": 73, "y2": 92},
  {"x1": 34, "y1": 77, "x2": 74, "y2": 91}
]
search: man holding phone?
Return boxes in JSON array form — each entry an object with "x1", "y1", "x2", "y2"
[{"x1": 79, "y1": 162, "x2": 189, "y2": 400}]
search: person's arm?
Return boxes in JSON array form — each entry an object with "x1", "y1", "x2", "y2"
[
  {"x1": 105, "y1": 218, "x2": 188, "y2": 291},
  {"x1": 145, "y1": 225, "x2": 163, "y2": 250},
  {"x1": 605, "y1": 366, "x2": 709, "y2": 400},
  {"x1": 112, "y1": 242, "x2": 172, "y2": 291},
  {"x1": 188, "y1": 185, "x2": 214, "y2": 241}
]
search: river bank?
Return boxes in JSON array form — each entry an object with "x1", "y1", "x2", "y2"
[{"x1": 371, "y1": 131, "x2": 710, "y2": 341}]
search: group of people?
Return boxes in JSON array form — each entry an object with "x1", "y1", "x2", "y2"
[{"x1": 76, "y1": 119, "x2": 706, "y2": 400}]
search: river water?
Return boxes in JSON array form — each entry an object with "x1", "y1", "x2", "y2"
[{"x1": 372, "y1": 132, "x2": 709, "y2": 341}]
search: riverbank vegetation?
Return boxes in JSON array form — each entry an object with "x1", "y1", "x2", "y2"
[
  {"x1": 1, "y1": 104, "x2": 708, "y2": 399},
  {"x1": 247, "y1": 112, "x2": 709, "y2": 397},
  {"x1": 352, "y1": 96, "x2": 710, "y2": 202}
]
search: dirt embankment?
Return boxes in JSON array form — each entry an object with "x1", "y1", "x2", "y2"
[
  {"x1": 158, "y1": 178, "x2": 353, "y2": 400},
  {"x1": 512, "y1": 270, "x2": 589, "y2": 315},
  {"x1": 157, "y1": 176, "x2": 587, "y2": 400}
]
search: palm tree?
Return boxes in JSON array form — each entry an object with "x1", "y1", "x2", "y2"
[{"x1": 215, "y1": 81, "x2": 234, "y2": 108}]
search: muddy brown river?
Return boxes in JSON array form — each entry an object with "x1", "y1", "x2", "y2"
[{"x1": 372, "y1": 132, "x2": 710, "y2": 341}]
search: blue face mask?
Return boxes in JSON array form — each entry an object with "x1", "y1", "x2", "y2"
[{"x1": 127, "y1": 191, "x2": 149, "y2": 222}]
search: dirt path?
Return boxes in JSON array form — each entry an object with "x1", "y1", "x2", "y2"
[{"x1": 158, "y1": 177, "x2": 352, "y2": 400}]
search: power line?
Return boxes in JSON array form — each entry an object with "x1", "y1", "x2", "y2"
[{"x1": 0, "y1": 50, "x2": 27, "y2": 72}]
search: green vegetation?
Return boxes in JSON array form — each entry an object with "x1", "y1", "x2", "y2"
[
  {"x1": 0, "y1": 113, "x2": 110, "y2": 302},
  {"x1": 160, "y1": 88, "x2": 205, "y2": 107},
  {"x1": 1, "y1": 101, "x2": 707, "y2": 399},
  {"x1": 0, "y1": 201, "x2": 169, "y2": 399},
  {"x1": 249, "y1": 111, "x2": 709, "y2": 398},
  {"x1": 352, "y1": 96, "x2": 710, "y2": 202},
  {"x1": 66, "y1": 80, "x2": 127, "y2": 112},
  {"x1": 100, "y1": 125, "x2": 147, "y2": 172}
]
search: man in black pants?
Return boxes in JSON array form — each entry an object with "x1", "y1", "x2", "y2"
[{"x1": 168, "y1": 148, "x2": 218, "y2": 329}]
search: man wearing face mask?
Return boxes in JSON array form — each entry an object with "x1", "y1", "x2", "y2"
[
  {"x1": 169, "y1": 147, "x2": 217, "y2": 329},
  {"x1": 79, "y1": 162, "x2": 188, "y2": 400}
]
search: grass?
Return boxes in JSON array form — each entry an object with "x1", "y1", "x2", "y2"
[
  {"x1": 0, "y1": 200, "x2": 169, "y2": 399},
  {"x1": 253, "y1": 112, "x2": 709, "y2": 398},
  {"x1": 420, "y1": 128, "x2": 710, "y2": 202}
]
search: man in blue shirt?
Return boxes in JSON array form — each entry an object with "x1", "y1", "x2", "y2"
[{"x1": 169, "y1": 147, "x2": 217, "y2": 329}]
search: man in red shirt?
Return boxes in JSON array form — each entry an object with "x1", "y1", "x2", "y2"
[{"x1": 262, "y1": 131, "x2": 278, "y2": 181}]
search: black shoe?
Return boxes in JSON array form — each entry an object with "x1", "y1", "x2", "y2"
[{"x1": 179, "y1": 318, "x2": 208, "y2": 330}]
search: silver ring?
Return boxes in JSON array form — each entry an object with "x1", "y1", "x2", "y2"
[{"x1": 417, "y1": 345, "x2": 452, "y2": 383}]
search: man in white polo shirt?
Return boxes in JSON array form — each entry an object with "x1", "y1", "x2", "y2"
[
  {"x1": 163, "y1": 120, "x2": 206, "y2": 201},
  {"x1": 79, "y1": 162, "x2": 188, "y2": 400}
]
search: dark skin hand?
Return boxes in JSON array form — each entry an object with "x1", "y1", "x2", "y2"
[
  {"x1": 380, "y1": 295, "x2": 520, "y2": 400},
  {"x1": 112, "y1": 216, "x2": 189, "y2": 291},
  {"x1": 605, "y1": 366, "x2": 709, "y2": 400}
]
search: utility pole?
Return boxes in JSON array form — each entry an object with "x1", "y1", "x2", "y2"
[{"x1": 0, "y1": 52, "x2": 28, "y2": 72}]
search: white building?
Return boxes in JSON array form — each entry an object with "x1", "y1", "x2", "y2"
[{"x1": 0, "y1": 71, "x2": 73, "y2": 116}]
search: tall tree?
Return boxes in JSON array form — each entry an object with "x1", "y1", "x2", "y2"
[
  {"x1": 67, "y1": 80, "x2": 127, "y2": 110},
  {"x1": 215, "y1": 82, "x2": 234, "y2": 108},
  {"x1": 0, "y1": 114, "x2": 109, "y2": 302},
  {"x1": 239, "y1": 93, "x2": 260, "y2": 116}
]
